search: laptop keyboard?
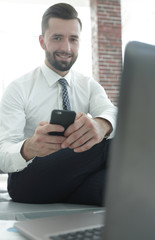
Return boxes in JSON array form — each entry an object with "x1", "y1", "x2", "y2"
[{"x1": 49, "y1": 226, "x2": 104, "y2": 240}]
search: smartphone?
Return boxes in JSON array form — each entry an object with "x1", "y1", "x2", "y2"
[{"x1": 49, "y1": 109, "x2": 76, "y2": 136}]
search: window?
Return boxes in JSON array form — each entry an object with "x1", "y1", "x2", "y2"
[{"x1": 121, "y1": 0, "x2": 155, "y2": 54}]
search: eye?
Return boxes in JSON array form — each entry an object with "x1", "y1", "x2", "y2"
[
  {"x1": 52, "y1": 35, "x2": 62, "y2": 41},
  {"x1": 53, "y1": 36, "x2": 61, "y2": 41},
  {"x1": 70, "y1": 37, "x2": 79, "y2": 43}
]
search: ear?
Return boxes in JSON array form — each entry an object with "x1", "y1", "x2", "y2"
[{"x1": 39, "y1": 35, "x2": 46, "y2": 50}]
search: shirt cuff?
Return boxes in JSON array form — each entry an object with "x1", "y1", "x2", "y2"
[
  {"x1": 5, "y1": 140, "x2": 32, "y2": 173},
  {"x1": 95, "y1": 115, "x2": 117, "y2": 139}
]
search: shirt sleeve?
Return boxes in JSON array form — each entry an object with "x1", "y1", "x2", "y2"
[
  {"x1": 0, "y1": 82, "x2": 31, "y2": 173},
  {"x1": 89, "y1": 79, "x2": 118, "y2": 139}
]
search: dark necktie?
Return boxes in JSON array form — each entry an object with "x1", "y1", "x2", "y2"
[{"x1": 58, "y1": 78, "x2": 71, "y2": 110}]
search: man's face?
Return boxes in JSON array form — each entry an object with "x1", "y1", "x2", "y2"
[{"x1": 40, "y1": 18, "x2": 81, "y2": 76}]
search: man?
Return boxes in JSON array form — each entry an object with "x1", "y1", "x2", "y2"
[{"x1": 0, "y1": 3, "x2": 117, "y2": 206}]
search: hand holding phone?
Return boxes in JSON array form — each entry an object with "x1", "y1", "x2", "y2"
[{"x1": 49, "y1": 109, "x2": 76, "y2": 136}]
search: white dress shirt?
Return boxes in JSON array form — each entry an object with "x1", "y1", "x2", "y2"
[{"x1": 0, "y1": 63, "x2": 117, "y2": 173}]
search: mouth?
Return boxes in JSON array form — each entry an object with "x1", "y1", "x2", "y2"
[{"x1": 55, "y1": 52, "x2": 72, "y2": 61}]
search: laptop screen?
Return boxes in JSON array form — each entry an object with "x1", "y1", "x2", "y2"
[{"x1": 103, "y1": 41, "x2": 155, "y2": 240}]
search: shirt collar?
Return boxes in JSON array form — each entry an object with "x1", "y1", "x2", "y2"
[{"x1": 41, "y1": 63, "x2": 72, "y2": 87}]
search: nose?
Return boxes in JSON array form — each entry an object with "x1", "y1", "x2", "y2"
[{"x1": 60, "y1": 38, "x2": 71, "y2": 52}]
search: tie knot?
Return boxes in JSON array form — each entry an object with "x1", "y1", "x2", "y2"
[{"x1": 58, "y1": 78, "x2": 67, "y2": 87}]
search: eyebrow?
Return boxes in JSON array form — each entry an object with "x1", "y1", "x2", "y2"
[
  {"x1": 71, "y1": 35, "x2": 79, "y2": 39},
  {"x1": 52, "y1": 34, "x2": 79, "y2": 39}
]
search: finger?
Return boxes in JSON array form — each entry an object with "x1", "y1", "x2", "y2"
[
  {"x1": 46, "y1": 142, "x2": 63, "y2": 151},
  {"x1": 64, "y1": 114, "x2": 86, "y2": 137},
  {"x1": 49, "y1": 124, "x2": 65, "y2": 134},
  {"x1": 62, "y1": 124, "x2": 87, "y2": 148},
  {"x1": 39, "y1": 121, "x2": 49, "y2": 126},
  {"x1": 68, "y1": 131, "x2": 93, "y2": 149},
  {"x1": 45, "y1": 135, "x2": 66, "y2": 144},
  {"x1": 73, "y1": 138, "x2": 95, "y2": 153},
  {"x1": 63, "y1": 115, "x2": 94, "y2": 147},
  {"x1": 37, "y1": 123, "x2": 64, "y2": 135},
  {"x1": 75, "y1": 112, "x2": 84, "y2": 120},
  {"x1": 35, "y1": 132, "x2": 65, "y2": 145}
]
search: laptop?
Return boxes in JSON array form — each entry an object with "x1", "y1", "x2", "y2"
[{"x1": 14, "y1": 41, "x2": 155, "y2": 240}]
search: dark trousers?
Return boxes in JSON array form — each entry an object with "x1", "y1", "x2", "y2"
[{"x1": 8, "y1": 139, "x2": 111, "y2": 206}]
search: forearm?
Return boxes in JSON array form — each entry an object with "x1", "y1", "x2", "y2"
[
  {"x1": 20, "y1": 137, "x2": 36, "y2": 162},
  {"x1": 94, "y1": 117, "x2": 113, "y2": 139}
]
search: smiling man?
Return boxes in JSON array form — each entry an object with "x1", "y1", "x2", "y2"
[
  {"x1": 0, "y1": 3, "x2": 117, "y2": 205},
  {"x1": 40, "y1": 18, "x2": 80, "y2": 75}
]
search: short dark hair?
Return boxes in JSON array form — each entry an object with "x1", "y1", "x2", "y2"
[{"x1": 41, "y1": 3, "x2": 82, "y2": 36}]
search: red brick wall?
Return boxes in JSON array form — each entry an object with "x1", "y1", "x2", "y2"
[{"x1": 90, "y1": 0, "x2": 122, "y2": 105}]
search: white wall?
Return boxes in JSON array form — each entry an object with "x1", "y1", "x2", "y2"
[{"x1": 0, "y1": 0, "x2": 92, "y2": 99}]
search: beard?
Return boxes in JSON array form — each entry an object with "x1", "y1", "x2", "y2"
[{"x1": 45, "y1": 50, "x2": 78, "y2": 72}]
